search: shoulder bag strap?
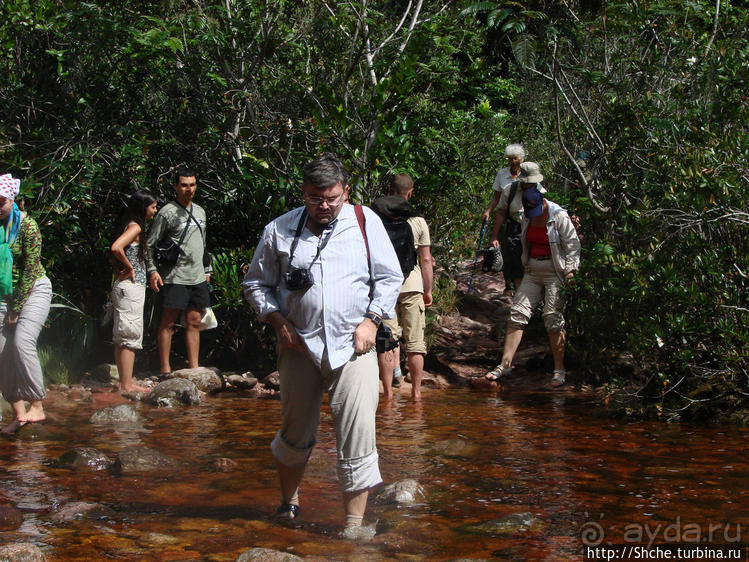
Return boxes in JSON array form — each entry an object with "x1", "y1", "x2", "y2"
[
  {"x1": 173, "y1": 201, "x2": 194, "y2": 250},
  {"x1": 354, "y1": 205, "x2": 373, "y2": 298}
]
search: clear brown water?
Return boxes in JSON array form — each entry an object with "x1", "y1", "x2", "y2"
[{"x1": 1, "y1": 388, "x2": 747, "y2": 560}]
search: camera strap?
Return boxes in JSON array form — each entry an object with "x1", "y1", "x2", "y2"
[{"x1": 288, "y1": 209, "x2": 336, "y2": 268}]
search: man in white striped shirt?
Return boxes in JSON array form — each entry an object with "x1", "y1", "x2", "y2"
[{"x1": 243, "y1": 153, "x2": 402, "y2": 536}]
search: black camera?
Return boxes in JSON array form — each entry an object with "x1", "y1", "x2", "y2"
[
  {"x1": 376, "y1": 325, "x2": 399, "y2": 353},
  {"x1": 285, "y1": 267, "x2": 314, "y2": 291}
]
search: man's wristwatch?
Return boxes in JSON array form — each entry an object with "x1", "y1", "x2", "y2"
[{"x1": 364, "y1": 311, "x2": 382, "y2": 327}]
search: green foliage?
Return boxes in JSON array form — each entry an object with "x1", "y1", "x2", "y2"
[{"x1": 1, "y1": 0, "x2": 746, "y2": 422}]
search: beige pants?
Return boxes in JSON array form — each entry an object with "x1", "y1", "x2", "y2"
[
  {"x1": 509, "y1": 258, "x2": 565, "y2": 332},
  {"x1": 111, "y1": 279, "x2": 146, "y2": 349},
  {"x1": 383, "y1": 291, "x2": 427, "y2": 355},
  {"x1": 271, "y1": 346, "x2": 381, "y2": 493}
]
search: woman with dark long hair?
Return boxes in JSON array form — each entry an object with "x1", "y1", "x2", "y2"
[{"x1": 110, "y1": 190, "x2": 157, "y2": 393}]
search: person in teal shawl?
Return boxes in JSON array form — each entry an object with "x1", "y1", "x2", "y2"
[{"x1": 0, "y1": 174, "x2": 53, "y2": 434}]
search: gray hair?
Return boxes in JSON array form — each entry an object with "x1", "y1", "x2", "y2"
[
  {"x1": 504, "y1": 144, "x2": 525, "y2": 159},
  {"x1": 302, "y1": 153, "x2": 348, "y2": 189}
]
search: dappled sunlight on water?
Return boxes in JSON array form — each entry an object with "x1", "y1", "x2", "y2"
[{"x1": 1, "y1": 388, "x2": 747, "y2": 559}]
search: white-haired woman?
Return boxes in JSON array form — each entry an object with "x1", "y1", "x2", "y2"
[
  {"x1": 482, "y1": 143, "x2": 525, "y2": 221},
  {"x1": 486, "y1": 180, "x2": 580, "y2": 387},
  {"x1": 0, "y1": 174, "x2": 52, "y2": 433}
]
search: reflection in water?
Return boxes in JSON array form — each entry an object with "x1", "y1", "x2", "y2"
[{"x1": 0, "y1": 389, "x2": 747, "y2": 559}]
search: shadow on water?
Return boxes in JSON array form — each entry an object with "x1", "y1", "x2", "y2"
[{"x1": 1, "y1": 387, "x2": 747, "y2": 559}]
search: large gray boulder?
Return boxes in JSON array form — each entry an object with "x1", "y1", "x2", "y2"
[
  {"x1": 89, "y1": 404, "x2": 140, "y2": 425},
  {"x1": 236, "y1": 548, "x2": 303, "y2": 561},
  {"x1": 375, "y1": 479, "x2": 426, "y2": 505},
  {"x1": 0, "y1": 543, "x2": 46, "y2": 561},
  {"x1": 146, "y1": 378, "x2": 201, "y2": 407},
  {"x1": 170, "y1": 367, "x2": 223, "y2": 393},
  {"x1": 55, "y1": 448, "x2": 113, "y2": 471},
  {"x1": 113, "y1": 446, "x2": 179, "y2": 474}
]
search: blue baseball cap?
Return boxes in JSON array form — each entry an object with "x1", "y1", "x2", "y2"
[{"x1": 522, "y1": 187, "x2": 544, "y2": 218}]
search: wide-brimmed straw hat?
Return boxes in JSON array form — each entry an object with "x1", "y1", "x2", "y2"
[{"x1": 518, "y1": 162, "x2": 543, "y2": 184}]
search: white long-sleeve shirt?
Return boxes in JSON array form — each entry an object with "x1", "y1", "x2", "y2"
[{"x1": 243, "y1": 203, "x2": 403, "y2": 370}]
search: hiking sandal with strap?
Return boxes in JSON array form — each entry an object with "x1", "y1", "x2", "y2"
[
  {"x1": 485, "y1": 365, "x2": 512, "y2": 381},
  {"x1": 551, "y1": 370, "x2": 566, "y2": 387}
]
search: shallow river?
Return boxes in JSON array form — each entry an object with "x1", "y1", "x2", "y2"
[{"x1": 1, "y1": 386, "x2": 747, "y2": 560}]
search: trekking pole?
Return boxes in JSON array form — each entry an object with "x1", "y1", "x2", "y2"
[{"x1": 467, "y1": 216, "x2": 487, "y2": 295}]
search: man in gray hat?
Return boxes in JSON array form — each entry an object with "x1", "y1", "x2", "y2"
[{"x1": 489, "y1": 161, "x2": 546, "y2": 296}]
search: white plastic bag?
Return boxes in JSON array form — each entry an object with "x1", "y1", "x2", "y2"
[{"x1": 199, "y1": 307, "x2": 218, "y2": 331}]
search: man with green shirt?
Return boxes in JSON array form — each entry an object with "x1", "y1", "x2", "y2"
[{"x1": 147, "y1": 167, "x2": 212, "y2": 374}]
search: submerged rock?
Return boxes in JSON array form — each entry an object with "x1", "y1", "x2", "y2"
[
  {"x1": 0, "y1": 504, "x2": 24, "y2": 531},
  {"x1": 375, "y1": 479, "x2": 426, "y2": 505},
  {"x1": 430, "y1": 438, "x2": 481, "y2": 458},
  {"x1": 0, "y1": 543, "x2": 46, "y2": 561},
  {"x1": 51, "y1": 501, "x2": 115, "y2": 523},
  {"x1": 114, "y1": 446, "x2": 179, "y2": 474},
  {"x1": 55, "y1": 447, "x2": 114, "y2": 471},
  {"x1": 236, "y1": 548, "x2": 303, "y2": 561},
  {"x1": 170, "y1": 367, "x2": 223, "y2": 393},
  {"x1": 459, "y1": 511, "x2": 543, "y2": 535},
  {"x1": 136, "y1": 532, "x2": 180, "y2": 547},
  {"x1": 89, "y1": 404, "x2": 139, "y2": 425},
  {"x1": 146, "y1": 378, "x2": 201, "y2": 407},
  {"x1": 17, "y1": 422, "x2": 52, "y2": 441},
  {"x1": 210, "y1": 457, "x2": 238, "y2": 472}
]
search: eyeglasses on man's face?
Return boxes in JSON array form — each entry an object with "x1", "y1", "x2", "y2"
[{"x1": 303, "y1": 192, "x2": 345, "y2": 206}]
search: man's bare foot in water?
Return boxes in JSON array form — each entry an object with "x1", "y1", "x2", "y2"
[{"x1": 120, "y1": 383, "x2": 151, "y2": 394}]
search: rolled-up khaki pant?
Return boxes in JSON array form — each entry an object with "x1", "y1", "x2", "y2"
[
  {"x1": 509, "y1": 258, "x2": 565, "y2": 333},
  {"x1": 271, "y1": 346, "x2": 382, "y2": 493},
  {"x1": 0, "y1": 276, "x2": 52, "y2": 403}
]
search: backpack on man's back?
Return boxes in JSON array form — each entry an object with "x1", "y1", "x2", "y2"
[{"x1": 378, "y1": 214, "x2": 417, "y2": 281}]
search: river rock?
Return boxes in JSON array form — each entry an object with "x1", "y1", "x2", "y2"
[
  {"x1": 92, "y1": 363, "x2": 119, "y2": 383},
  {"x1": 236, "y1": 547, "x2": 304, "y2": 561},
  {"x1": 170, "y1": 367, "x2": 223, "y2": 393},
  {"x1": 262, "y1": 372, "x2": 280, "y2": 391},
  {"x1": 55, "y1": 447, "x2": 114, "y2": 471},
  {"x1": 90, "y1": 404, "x2": 140, "y2": 425},
  {"x1": 51, "y1": 501, "x2": 115, "y2": 523},
  {"x1": 136, "y1": 532, "x2": 180, "y2": 547},
  {"x1": 469, "y1": 377, "x2": 499, "y2": 391},
  {"x1": 227, "y1": 374, "x2": 259, "y2": 390},
  {"x1": 210, "y1": 457, "x2": 238, "y2": 472},
  {"x1": 17, "y1": 422, "x2": 52, "y2": 441},
  {"x1": 146, "y1": 378, "x2": 201, "y2": 407},
  {"x1": 0, "y1": 504, "x2": 24, "y2": 531},
  {"x1": 459, "y1": 511, "x2": 543, "y2": 535},
  {"x1": 430, "y1": 438, "x2": 481, "y2": 458},
  {"x1": 114, "y1": 446, "x2": 179, "y2": 473},
  {"x1": 0, "y1": 396, "x2": 12, "y2": 418},
  {"x1": 0, "y1": 543, "x2": 46, "y2": 561},
  {"x1": 375, "y1": 479, "x2": 426, "y2": 505}
]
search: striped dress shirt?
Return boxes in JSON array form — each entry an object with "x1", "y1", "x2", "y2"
[{"x1": 243, "y1": 203, "x2": 403, "y2": 370}]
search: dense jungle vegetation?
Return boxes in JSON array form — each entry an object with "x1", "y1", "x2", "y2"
[{"x1": 0, "y1": 0, "x2": 746, "y2": 423}]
